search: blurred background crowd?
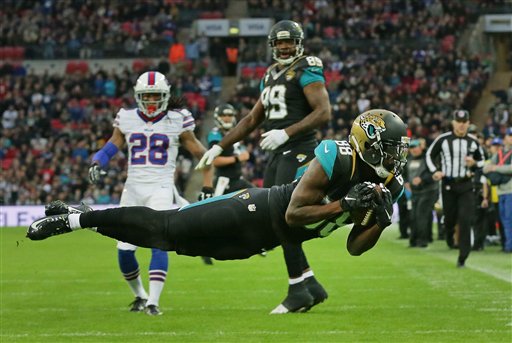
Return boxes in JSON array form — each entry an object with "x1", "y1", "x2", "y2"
[{"x1": 1, "y1": 0, "x2": 511, "y2": 218}]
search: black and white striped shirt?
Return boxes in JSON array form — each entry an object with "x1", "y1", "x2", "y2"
[{"x1": 425, "y1": 132, "x2": 485, "y2": 179}]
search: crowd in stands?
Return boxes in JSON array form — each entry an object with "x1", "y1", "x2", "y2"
[
  {"x1": 1, "y1": 0, "x2": 512, "y2": 204},
  {"x1": 0, "y1": 59, "x2": 217, "y2": 205},
  {"x1": 0, "y1": 0, "x2": 228, "y2": 59}
]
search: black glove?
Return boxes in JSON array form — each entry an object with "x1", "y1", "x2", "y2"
[
  {"x1": 340, "y1": 182, "x2": 375, "y2": 212},
  {"x1": 373, "y1": 186, "x2": 393, "y2": 229},
  {"x1": 198, "y1": 186, "x2": 214, "y2": 201},
  {"x1": 88, "y1": 164, "x2": 106, "y2": 184}
]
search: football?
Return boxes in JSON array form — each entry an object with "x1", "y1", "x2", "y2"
[{"x1": 349, "y1": 183, "x2": 382, "y2": 226}]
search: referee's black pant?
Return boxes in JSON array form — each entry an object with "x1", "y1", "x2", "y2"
[{"x1": 441, "y1": 179, "x2": 475, "y2": 262}]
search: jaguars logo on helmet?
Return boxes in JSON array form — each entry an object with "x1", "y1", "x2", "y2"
[
  {"x1": 350, "y1": 109, "x2": 409, "y2": 178},
  {"x1": 268, "y1": 20, "x2": 304, "y2": 65},
  {"x1": 214, "y1": 104, "x2": 237, "y2": 130},
  {"x1": 358, "y1": 113, "x2": 386, "y2": 139}
]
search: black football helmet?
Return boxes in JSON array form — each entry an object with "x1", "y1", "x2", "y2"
[
  {"x1": 268, "y1": 20, "x2": 304, "y2": 65},
  {"x1": 214, "y1": 104, "x2": 237, "y2": 130},
  {"x1": 349, "y1": 109, "x2": 410, "y2": 177}
]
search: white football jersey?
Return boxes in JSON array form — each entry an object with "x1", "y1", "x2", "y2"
[{"x1": 114, "y1": 107, "x2": 196, "y2": 183}]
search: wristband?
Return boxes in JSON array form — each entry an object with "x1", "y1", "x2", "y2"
[{"x1": 92, "y1": 142, "x2": 118, "y2": 169}]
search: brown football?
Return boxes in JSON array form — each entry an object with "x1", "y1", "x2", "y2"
[{"x1": 349, "y1": 183, "x2": 382, "y2": 226}]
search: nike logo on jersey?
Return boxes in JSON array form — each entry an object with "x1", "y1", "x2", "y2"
[
  {"x1": 324, "y1": 145, "x2": 329, "y2": 153},
  {"x1": 282, "y1": 150, "x2": 291, "y2": 155},
  {"x1": 344, "y1": 197, "x2": 356, "y2": 201}
]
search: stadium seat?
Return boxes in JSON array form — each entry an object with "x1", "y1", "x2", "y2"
[
  {"x1": 241, "y1": 66, "x2": 254, "y2": 78},
  {"x1": 3, "y1": 46, "x2": 14, "y2": 60},
  {"x1": 77, "y1": 61, "x2": 89, "y2": 74},
  {"x1": 132, "y1": 59, "x2": 148, "y2": 73},
  {"x1": 12, "y1": 46, "x2": 25, "y2": 60},
  {"x1": 254, "y1": 66, "x2": 267, "y2": 79},
  {"x1": 65, "y1": 61, "x2": 77, "y2": 74}
]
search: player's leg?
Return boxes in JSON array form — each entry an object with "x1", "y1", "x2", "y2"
[
  {"x1": 29, "y1": 191, "x2": 278, "y2": 257},
  {"x1": 441, "y1": 186, "x2": 457, "y2": 249},
  {"x1": 143, "y1": 185, "x2": 175, "y2": 315},
  {"x1": 457, "y1": 187, "x2": 475, "y2": 267},
  {"x1": 117, "y1": 183, "x2": 149, "y2": 312},
  {"x1": 28, "y1": 206, "x2": 179, "y2": 250},
  {"x1": 267, "y1": 147, "x2": 327, "y2": 313},
  {"x1": 117, "y1": 242, "x2": 148, "y2": 312}
]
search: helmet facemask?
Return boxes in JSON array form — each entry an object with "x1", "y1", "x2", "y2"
[
  {"x1": 214, "y1": 105, "x2": 237, "y2": 130},
  {"x1": 270, "y1": 38, "x2": 304, "y2": 65},
  {"x1": 268, "y1": 20, "x2": 305, "y2": 65},
  {"x1": 353, "y1": 135, "x2": 409, "y2": 178},
  {"x1": 133, "y1": 71, "x2": 170, "y2": 117}
]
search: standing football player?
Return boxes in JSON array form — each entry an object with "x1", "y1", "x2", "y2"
[
  {"x1": 87, "y1": 71, "x2": 213, "y2": 315},
  {"x1": 208, "y1": 104, "x2": 253, "y2": 195},
  {"x1": 196, "y1": 20, "x2": 331, "y2": 313}
]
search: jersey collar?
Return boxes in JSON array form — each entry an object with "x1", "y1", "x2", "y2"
[{"x1": 137, "y1": 109, "x2": 167, "y2": 123}]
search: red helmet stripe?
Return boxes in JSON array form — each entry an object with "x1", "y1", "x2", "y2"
[{"x1": 147, "y1": 71, "x2": 155, "y2": 85}]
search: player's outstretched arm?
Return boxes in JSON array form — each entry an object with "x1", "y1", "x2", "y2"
[{"x1": 285, "y1": 159, "x2": 341, "y2": 226}]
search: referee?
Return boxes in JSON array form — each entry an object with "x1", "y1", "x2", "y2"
[{"x1": 425, "y1": 109, "x2": 485, "y2": 267}]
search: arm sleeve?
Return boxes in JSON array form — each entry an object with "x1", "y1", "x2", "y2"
[
  {"x1": 425, "y1": 136, "x2": 443, "y2": 173},
  {"x1": 299, "y1": 66, "x2": 325, "y2": 88}
]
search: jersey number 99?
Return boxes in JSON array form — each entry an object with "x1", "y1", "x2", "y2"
[{"x1": 261, "y1": 85, "x2": 288, "y2": 120}]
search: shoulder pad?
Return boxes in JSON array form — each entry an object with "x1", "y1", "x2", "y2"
[
  {"x1": 207, "y1": 128, "x2": 223, "y2": 145},
  {"x1": 315, "y1": 140, "x2": 354, "y2": 181},
  {"x1": 293, "y1": 55, "x2": 324, "y2": 71},
  {"x1": 171, "y1": 108, "x2": 193, "y2": 118}
]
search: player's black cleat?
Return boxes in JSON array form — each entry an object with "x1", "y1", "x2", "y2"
[
  {"x1": 304, "y1": 276, "x2": 328, "y2": 306},
  {"x1": 270, "y1": 282, "x2": 314, "y2": 314},
  {"x1": 129, "y1": 297, "x2": 147, "y2": 312},
  {"x1": 27, "y1": 214, "x2": 72, "y2": 241},
  {"x1": 145, "y1": 304, "x2": 162, "y2": 316},
  {"x1": 45, "y1": 200, "x2": 92, "y2": 216}
]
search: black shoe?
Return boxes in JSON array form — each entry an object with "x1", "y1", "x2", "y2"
[
  {"x1": 27, "y1": 214, "x2": 72, "y2": 241},
  {"x1": 45, "y1": 200, "x2": 92, "y2": 216},
  {"x1": 201, "y1": 256, "x2": 213, "y2": 265},
  {"x1": 304, "y1": 276, "x2": 328, "y2": 306},
  {"x1": 129, "y1": 297, "x2": 147, "y2": 312},
  {"x1": 456, "y1": 258, "x2": 466, "y2": 268},
  {"x1": 144, "y1": 304, "x2": 162, "y2": 316},
  {"x1": 270, "y1": 282, "x2": 314, "y2": 314}
]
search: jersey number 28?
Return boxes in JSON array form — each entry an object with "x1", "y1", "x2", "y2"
[{"x1": 130, "y1": 133, "x2": 169, "y2": 165}]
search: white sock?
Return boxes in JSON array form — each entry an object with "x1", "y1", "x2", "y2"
[
  {"x1": 127, "y1": 276, "x2": 148, "y2": 299},
  {"x1": 68, "y1": 214, "x2": 82, "y2": 230},
  {"x1": 302, "y1": 270, "x2": 314, "y2": 279},
  {"x1": 288, "y1": 275, "x2": 304, "y2": 285},
  {"x1": 147, "y1": 281, "x2": 165, "y2": 307}
]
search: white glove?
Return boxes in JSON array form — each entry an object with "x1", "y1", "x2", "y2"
[
  {"x1": 260, "y1": 129, "x2": 289, "y2": 151},
  {"x1": 195, "y1": 144, "x2": 223, "y2": 170}
]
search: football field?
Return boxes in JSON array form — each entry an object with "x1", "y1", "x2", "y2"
[{"x1": 1, "y1": 226, "x2": 511, "y2": 342}]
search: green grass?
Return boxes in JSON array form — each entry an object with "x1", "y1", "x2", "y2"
[{"x1": 1, "y1": 226, "x2": 511, "y2": 342}]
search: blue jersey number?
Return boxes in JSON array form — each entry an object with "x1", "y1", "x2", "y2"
[{"x1": 130, "y1": 133, "x2": 169, "y2": 165}]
